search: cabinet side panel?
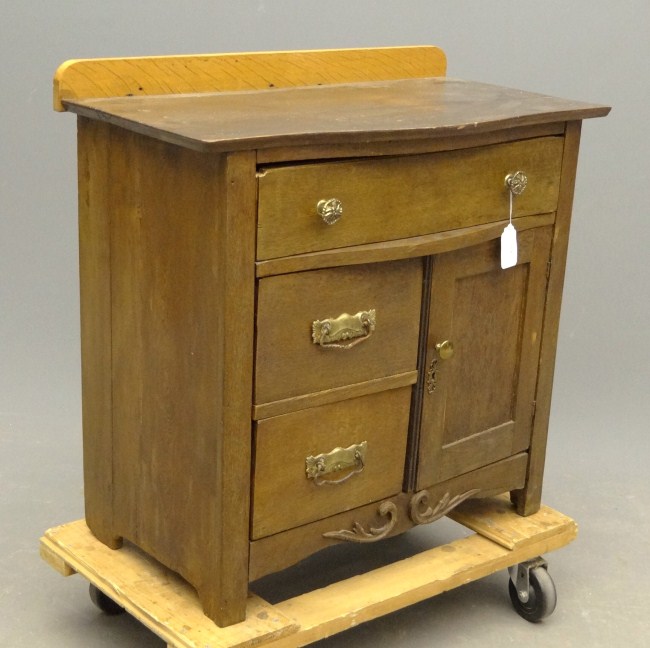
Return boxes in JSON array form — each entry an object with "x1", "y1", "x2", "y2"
[
  {"x1": 107, "y1": 129, "x2": 254, "y2": 625},
  {"x1": 207, "y1": 150, "x2": 257, "y2": 624},
  {"x1": 77, "y1": 118, "x2": 120, "y2": 548},
  {"x1": 512, "y1": 121, "x2": 583, "y2": 515},
  {"x1": 109, "y1": 130, "x2": 225, "y2": 567}
]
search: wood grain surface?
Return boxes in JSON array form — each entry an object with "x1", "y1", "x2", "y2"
[
  {"x1": 255, "y1": 212, "x2": 556, "y2": 278},
  {"x1": 257, "y1": 137, "x2": 563, "y2": 260},
  {"x1": 511, "y1": 121, "x2": 584, "y2": 515},
  {"x1": 252, "y1": 371, "x2": 418, "y2": 420},
  {"x1": 84, "y1": 122, "x2": 257, "y2": 625},
  {"x1": 41, "y1": 496, "x2": 576, "y2": 647},
  {"x1": 255, "y1": 258, "x2": 422, "y2": 404},
  {"x1": 40, "y1": 521, "x2": 299, "y2": 648},
  {"x1": 77, "y1": 119, "x2": 121, "y2": 550},
  {"x1": 252, "y1": 388, "x2": 412, "y2": 539},
  {"x1": 54, "y1": 46, "x2": 447, "y2": 110},
  {"x1": 61, "y1": 77, "x2": 609, "y2": 152},
  {"x1": 265, "y1": 496, "x2": 576, "y2": 647},
  {"x1": 417, "y1": 227, "x2": 552, "y2": 488},
  {"x1": 249, "y1": 453, "x2": 528, "y2": 580}
]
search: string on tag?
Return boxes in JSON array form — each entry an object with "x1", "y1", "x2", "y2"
[
  {"x1": 509, "y1": 190, "x2": 514, "y2": 226},
  {"x1": 501, "y1": 172, "x2": 526, "y2": 270}
]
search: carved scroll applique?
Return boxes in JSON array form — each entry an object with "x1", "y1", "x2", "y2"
[
  {"x1": 322, "y1": 500, "x2": 397, "y2": 543},
  {"x1": 409, "y1": 489, "x2": 480, "y2": 525}
]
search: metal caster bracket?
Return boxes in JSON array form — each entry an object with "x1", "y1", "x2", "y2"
[{"x1": 508, "y1": 556, "x2": 548, "y2": 603}]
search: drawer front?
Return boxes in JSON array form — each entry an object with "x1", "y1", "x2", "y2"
[
  {"x1": 255, "y1": 258, "x2": 422, "y2": 405},
  {"x1": 251, "y1": 387, "x2": 411, "y2": 539},
  {"x1": 257, "y1": 137, "x2": 563, "y2": 260}
]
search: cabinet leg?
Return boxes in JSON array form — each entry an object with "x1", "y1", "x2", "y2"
[
  {"x1": 197, "y1": 584, "x2": 248, "y2": 628},
  {"x1": 510, "y1": 487, "x2": 542, "y2": 517},
  {"x1": 85, "y1": 517, "x2": 123, "y2": 550}
]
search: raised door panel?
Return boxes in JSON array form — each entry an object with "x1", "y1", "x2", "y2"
[{"x1": 416, "y1": 227, "x2": 552, "y2": 489}]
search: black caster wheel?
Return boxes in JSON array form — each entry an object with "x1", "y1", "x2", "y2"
[
  {"x1": 508, "y1": 560, "x2": 557, "y2": 622},
  {"x1": 89, "y1": 583, "x2": 125, "y2": 615}
]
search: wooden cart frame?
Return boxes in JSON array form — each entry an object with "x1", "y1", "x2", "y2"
[{"x1": 41, "y1": 496, "x2": 576, "y2": 647}]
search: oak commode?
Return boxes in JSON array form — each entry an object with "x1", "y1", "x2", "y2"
[{"x1": 50, "y1": 47, "x2": 609, "y2": 629}]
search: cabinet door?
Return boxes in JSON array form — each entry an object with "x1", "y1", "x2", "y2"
[{"x1": 416, "y1": 227, "x2": 552, "y2": 489}]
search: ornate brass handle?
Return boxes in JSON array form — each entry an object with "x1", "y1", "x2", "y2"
[
  {"x1": 312, "y1": 309, "x2": 376, "y2": 350},
  {"x1": 306, "y1": 441, "x2": 367, "y2": 486},
  {"x1": 317, "y1": 198, "x2": 343, "y2": 225}
]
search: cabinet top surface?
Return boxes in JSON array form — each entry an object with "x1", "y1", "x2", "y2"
[{"x1": 64, "y1": 77, "x2": 609, "y2": 152}]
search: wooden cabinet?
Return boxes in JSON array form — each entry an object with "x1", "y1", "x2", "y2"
[{"x1": 54, "y1": 47, "x2": 609, "y2": 627}]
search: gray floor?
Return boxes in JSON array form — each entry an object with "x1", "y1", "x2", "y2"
[{"x1": 2, "y1": 372, "x2": 648, "y2": 647}]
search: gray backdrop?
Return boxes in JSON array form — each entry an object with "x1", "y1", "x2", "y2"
[{"x1": 2, "y1": 1, "x2": 648, "y2": 646}]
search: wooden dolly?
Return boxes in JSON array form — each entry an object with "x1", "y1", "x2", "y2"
[{"x1": 40, "y1": 496, "x2": 577, "y2": 647}]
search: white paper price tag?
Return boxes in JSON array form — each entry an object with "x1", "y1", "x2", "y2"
[{"x1": 501, "y1": 223, "x2": 518, "y2": 269}]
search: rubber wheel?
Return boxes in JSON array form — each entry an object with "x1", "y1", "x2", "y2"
[
  {"x1": 89, "y1": 583, "x2": 125, "y2": 615},
  {"x1": 508, "y1": 566, "x2": 557, "y2": 622}
]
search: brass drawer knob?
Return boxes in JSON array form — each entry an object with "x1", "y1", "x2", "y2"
[
  {"x1": 505, "y1": 171, "x2": 528, "y2": 196},
  {"x1": 435, "y1": 340, "x2": 454, "y2": 360},
  {"x1": 317, "y1": 198, "x2": 343, "y2": 225}
]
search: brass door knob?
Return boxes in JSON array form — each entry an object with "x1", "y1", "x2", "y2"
[
  {"x1": 317, "y1": 198, "x2": 343, "y2": 225},
  {"x1": 435, "y1": 340, "x2": 454, "y2": 360}
]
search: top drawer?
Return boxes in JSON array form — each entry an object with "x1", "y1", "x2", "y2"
[{"x1": 257, "y1": 137, "x2": 563, "y2": 260}]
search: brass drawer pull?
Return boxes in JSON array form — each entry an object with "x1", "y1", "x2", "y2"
[
  {"x1": 312, "y1": 309, "x2": 376, "y2": 349},
  {"x1": 316, "y1": 197, "x2": 343, "y2": 225},
  {"x1": 306, "y1": 441, "x2": 367, "y2": 486}
]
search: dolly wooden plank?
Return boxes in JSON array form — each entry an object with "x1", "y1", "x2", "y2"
[
  {"x1": 39, "y1": 539, "x2": 76, "y2": 576},
  {"x1": 40, "y1": 521, "x2": 299, "y2": 648},
  {"x1": 41, "y1": 498, "x2": 576, "y2": 647},
  {"x1": 264, "y1": 500, "x2": 576, "y2": 647}
]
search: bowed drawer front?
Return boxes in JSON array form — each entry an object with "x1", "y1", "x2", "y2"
[{"x1": 257, "y1": 137, "x2": 563, "y2": 260}]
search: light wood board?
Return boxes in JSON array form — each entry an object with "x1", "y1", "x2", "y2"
[{"x1": 54, "y1": 46, "x2": 447, "y2": 110}]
